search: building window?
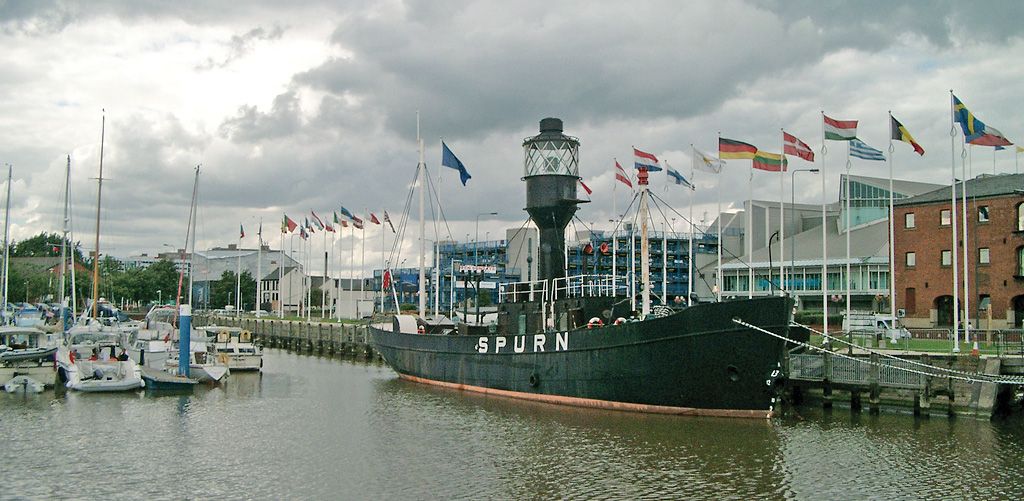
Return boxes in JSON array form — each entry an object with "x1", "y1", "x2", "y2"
[
  {"x1": 906, "y1": 252, "x2": 916, "y2": 267},
  {"x1": 1017, "y1": 203, "x2": 1024, "y2": 231},
  {"x1": 940, "y1": 209, "x2": 951, "y2": 226},
  {"x1": 979, "y1": 248, "x2": 990, "y2": 265},
  {"x1": 978, "y1": 206, "x2": 989, "y2": 223},
  {"x1": 904, "y1": 212, "x2": 915, "y2": 229},
  {"x1": 941, "y1": 250, "x2": 952, "y2": 266},
  {"x1": 1018, "y1": 246, "x2": 1024, "y2": 276}
]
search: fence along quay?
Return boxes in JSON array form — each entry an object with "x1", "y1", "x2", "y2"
[
  {"x1": 197, "y1": 315, "x2": 379, "y2": 359},
  {"x1": 735, "y1": 318, "x2": 1024, "y2": 418}
]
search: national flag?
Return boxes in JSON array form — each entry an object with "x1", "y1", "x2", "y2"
[
  {"x1": 282, "y1": 215, "x2": 297, "y2": 233},
  {"x1": 783, "y1": 131, "x2": 815, "y2": 162},
  {"x1": 310, "y1": 211, "x2": 325, "y2": 230},
  {"x1": 614, "y1": 160, "x2": 633, "y2": 188},
  {"x1": 633, "y1": 147, "x2": 662, "y2": 172},
  {"x1": 579, "y1": 179, "x2": 592, "y2": 195},
  {"x1": 890, "y1": 116, "x2": 925, "y2": 156},
  {"x1": 339, "y1": 219, "x2": 348, "y2": 228},
  {"x1": 995, "y1": 145, "x2": 1006, "y2": 151},
  {"x1": 824, "y1": 115, "x2": 857, "y2": 141},
  {"x1": 693, "y1": 148, "x2": 723, "y2": 173},
  {"x1": 382, "y1": 269, "x2": 392, "y2": 290},
  {"x1": 304, "y1": 217, "x2": 315, "y2": 233},
  {"x1": 239, "y1": 224, "x2": 245, "y2": 239},
  {"x1": 719, "y1": 138, "x2": 758, "y2": 160},
  {"x1": 352, "y1": 218, "x2": 364, "y2": 230},
  {"x1": 951, "y1": 95, "x2": 1011, "y2": 146},
  {"x1": 751, "y1": 151, "x2": 788, "y2": 172},
  {"x1": 849, "y1": 139, "x2": 886, "y2": 161},
  {"x1": 324, "y1": 221, "x2": 335, "y2": 232},
  {"x1": 665, "y1": 161, "x2": 695, "y2": 190},
  {"x1": 383, "y1": 210, "x2": 396, "y2": 233},
  {"x1": 370, "y1": 213, "x2": 381, "y2": 225},
  {"x1": 339, "y1": 206, "x2": 354, "y2": 220},
  {"x1": 299, "y1": 227, "x2": 308, "y2": 240},
  {"x1": 441, "y1": 141, "x2": 472, "y2": 186}
]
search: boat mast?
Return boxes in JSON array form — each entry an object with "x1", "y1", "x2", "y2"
[
  {"x1": 638, "y1": 169, "x2": 651, "y2": 317},
  {"x1": 1, "y1": 163, "x2": 11, "y2": 316},
  {"x1": 188, "y1": 166, "x2": 200, "y2": 306},
  {"x1": 417, "y1": 112, "x2": 426, "y2": 318},
  {"x1": 90, "y1": 111, "x2": 106, "y2": 318},
  {"x1": 59, "y1": 156, "x2": 70, "y2": 332}
]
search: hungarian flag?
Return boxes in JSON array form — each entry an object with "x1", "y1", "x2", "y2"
[
  {"x1": 824, "y1": 115, "x2": 857, "y2": 141},
  {"x1": 383, "y1": 210, "x2": 396, "y2": 233},
  {"x1": 310, "y1": 211, "x2": 325, "y2": 230},
  {"x1": 614, "y1": 160, "x2": 632, "y2": 188},
  {"x1": 579, "y1": 179, "x2": 592, "y2": 195},
  {"x1": 752, "y1": 151, "x2": 787, "y2": 172},
  {"x1": 282, "y1": 214, "x2": 297, "y2": 233},
  {"x1": 239, "y1": 224, "x2": 245, "y2": 239},
  {"x1": 633, "y1": 147, "x2": 662, "y2": 171},
  {"x1": 719, "y1": 138, "x2": 758, "y2": 160},
  {"x1": 370, "y1": 213, "x2": 381, "y2": 225},
  {"x1": 783, "y1": 131, "x2": 815, "y2": 161}
]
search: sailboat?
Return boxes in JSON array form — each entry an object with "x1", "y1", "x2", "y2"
[
  {"x1": 368, "y1": 118, "x2": 793, "y2": 418},
  {"x1": 57, "y1": 114, "x2": 144, "y2": 392}
]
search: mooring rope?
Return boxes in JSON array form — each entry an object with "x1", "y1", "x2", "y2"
[
  {"x1": 790, "y1": 320, "x2": 1024, "y2": 384},
  {"x1": 732, "y1": 318, "x2": 1024, "y2": 386}
]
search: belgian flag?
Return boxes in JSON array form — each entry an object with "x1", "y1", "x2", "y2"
[{"x1": 890, "y1": 115, "x2": 924, "y2": 156}]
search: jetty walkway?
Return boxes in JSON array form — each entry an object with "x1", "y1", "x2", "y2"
[{"x1": 196, "y1": 315, "x2": 379, "y2": 359}]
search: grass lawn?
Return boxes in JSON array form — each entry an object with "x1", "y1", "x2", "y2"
[{"x1": 808, "y1": 334, "x2": 1020, "y2": 355}]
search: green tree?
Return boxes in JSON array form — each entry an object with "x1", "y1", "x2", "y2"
[
  {"x1": 209, "y1": 270, "x2": 257, "y2": 311},
  {"x1": 9, "y1": 232, "x2": 86, "y2": 262}
]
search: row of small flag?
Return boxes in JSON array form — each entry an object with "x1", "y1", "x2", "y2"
[
  {"x1": 240, "y1": 208, "x2": 397, "y2": 241},
  {"x1": 593, "y1": 93, "x2": 1019, "y2": 195}
]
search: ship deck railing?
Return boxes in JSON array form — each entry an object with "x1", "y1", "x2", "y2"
[
  {"x1": 552, "y1": 275, "x2": 626, "y2": 301},
  {"x1": 498, "y1": 280, "x2": 549, "y2": 304}
]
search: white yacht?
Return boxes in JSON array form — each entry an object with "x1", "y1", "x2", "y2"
[
  {"x1": 164, "y1": 339, "x2": 230, "y2": 383},
  {"x1": 0, "y1": 326, "x2": 60, "y2": 391},
  {"x1": 57, "y1": 332, "x2": 144, "y2": 392},
  {"x1": 204, "y1": 326, "x2": 263, "y2": 372}
]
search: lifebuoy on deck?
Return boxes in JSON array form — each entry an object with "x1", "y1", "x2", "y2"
[
  {"x1": 218, "y1": 353, "x2": 229, "y2": 365},
  {"x1": 587, "y1": 317, "x2": 604, "y2": 329},
  {"x1": 416, "y1": 325, "x2": 425, "y2": 334}
]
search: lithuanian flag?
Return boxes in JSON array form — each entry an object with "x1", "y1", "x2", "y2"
[
  {"x1": 719, "y1": 138, "x2": 758, "y2": 160},
  {"x1": 890, "y1": 115, "x2": 924, "y2": 156},
  {"x1": 752, "y1": 151, "x2": 787, "y2": 172}
]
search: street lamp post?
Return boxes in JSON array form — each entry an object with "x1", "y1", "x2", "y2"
[
  {"x1": 475, "y1": 212, "x2": 497, "y2": 265},
  {"x1": 789, "y1": 168, "x2": 820, "y2": 290},
  {"x1": 157, "y1": 289, "x2": 162, "y2": 304}
]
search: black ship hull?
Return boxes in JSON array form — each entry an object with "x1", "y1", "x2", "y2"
[{"x1": 368, "y1": 296, "x2": 793, "y2": 418}]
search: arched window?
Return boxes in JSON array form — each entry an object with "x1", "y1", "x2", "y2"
[{"x1": 1018, "y1": 202, "x2": 1024, "y2": 232}]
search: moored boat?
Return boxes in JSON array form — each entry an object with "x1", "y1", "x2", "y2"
[
  {"x1": 0, "y1": 326, "x2": 60, "y2": 390},
  {"x1": 368, "y1": 118, "x2": 793, "y2": 418},
  {"x1": 204, "y1": 326, "x2": 263, "y2": 371}
]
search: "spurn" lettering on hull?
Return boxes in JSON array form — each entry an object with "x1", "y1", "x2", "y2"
[{"x1": 475, "y1": 332, "x2": 569, "y2": 353}]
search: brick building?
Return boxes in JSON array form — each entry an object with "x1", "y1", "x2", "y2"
[{"x1": 893, "y1": 173, "x2": 1024, "y2": 329}]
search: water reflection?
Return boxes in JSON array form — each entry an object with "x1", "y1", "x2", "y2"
[{"x1": 1, "y1": 349, "x2": 1022, "y2": 500}]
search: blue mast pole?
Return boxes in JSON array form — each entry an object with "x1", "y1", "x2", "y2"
[{"x1": 179, "y1": 304, "x2": 191, "y2": 377}]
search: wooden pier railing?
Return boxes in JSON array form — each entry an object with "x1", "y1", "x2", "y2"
[{"x1": 195, "y1": 315, "x2": 378, "y2": 359}]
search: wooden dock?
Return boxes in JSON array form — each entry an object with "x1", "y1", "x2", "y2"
[
  {"x1": 195, "y1": 316, "x2": 379, "y2": 359},
  {"x1": 785, "y1": 350, "x2": 1012, "y2": 417}
]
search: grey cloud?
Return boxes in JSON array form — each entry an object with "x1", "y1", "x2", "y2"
[
  {"x1": 196, "y1": 25, "x2": 285, "y2": 70},
  {"x1": 219, "y1": 91, "x2": 303, "y2": 142}
]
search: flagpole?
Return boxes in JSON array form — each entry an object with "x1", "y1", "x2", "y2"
[
  {"x1": 321, "y1": 225, "x2": 327, "y2": 318},
  {"x1": 417, "y1": 114, "x2": 426, "y2": 318},
  {"x1": 949, "y1": 90, "x2": 961, "y2": 353},
  {"x1": 661, "y1": 222, "x2": 667, "y2": 304},
  {"x1": 717, "y1": 132, "x2": 723, "y2": 302},
  {"x1": 349, "y1": 223, "x2": 355, "y2": 319},
  {"x1": 257, "y1": 218, "x2": 263, "y2": 316},
  {"x1": 821, "y1": 111, "x2": 829, "y2": 343},
  {"x1": 236, "y1": 224, "x2": 242, "y2": 315},
  {"x1": 688, "y1": 146, "x2": 695, "y2": 303},
  {"x1": 887, "y1": 112, "x2": 897, "y2": 326},
  {"x1": 962, "y1": 137, "x2": 972, "y2": 352},
  {"x1": 845, "y1": 144, "x2": 851, "y2": 332},
  {"x1": 747, "y1": 167, "x2": 753, "y2": 299},
  {"x1": 612, "y1": 159, "x2": 618, "y2": 295},
  {"x1": 306, "y1": 235, "x2": 312, "y2": 321},
  {"x1": 780, "y1": 128, "x2": 785, "y2": 294},
  {"x1": 278, "y1": 225, "x2": 284, "y2": 318},
  {"x1": 360, "y1": 215, "x2": 367, "y2": 319}
]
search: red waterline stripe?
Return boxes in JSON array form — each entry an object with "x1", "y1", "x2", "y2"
[{"x1": 398, "y1": 374, "x2": 773, "y2": 419}]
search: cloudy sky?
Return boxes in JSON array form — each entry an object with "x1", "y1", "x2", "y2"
[{"x1": 2, "y1": 0, "x2": 1022, "y2": 275}]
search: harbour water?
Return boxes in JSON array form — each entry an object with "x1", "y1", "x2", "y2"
[{"x1": 2, "y1": 350, "x2": 1023, "y2": 500}]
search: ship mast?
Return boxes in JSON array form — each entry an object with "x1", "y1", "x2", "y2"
[
  {"x1": 638, "y1": 168, "x2": 651, "y2": 317},
  {"x1": 59, "y1": 156, "x2": 70, "y2": 332},
  {"x1": 417, "y1": 113, "x2": 426, "y2": 318},
  {"x1": 90, "y1": 111, "x2": 106, "y2": 318}
]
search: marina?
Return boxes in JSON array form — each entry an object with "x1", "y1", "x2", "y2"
[{"x1": 3, "y1": 349, "x2": 1024, "y2": 500}]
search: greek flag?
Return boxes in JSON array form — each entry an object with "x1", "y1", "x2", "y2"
[{"x1": 850, "y1": 139, "x2": 885, "y2": 161}]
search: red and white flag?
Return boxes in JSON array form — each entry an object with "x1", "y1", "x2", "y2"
[
  {"x1": 614, "y1": 160, "x2": 632, "y2": 188},
  {"x1": 370, "y1": 213, "x2": 381, "y2": 225},
  {"x1": 579, "y1": 179, "x2": 592, "y2": 195},
  {"x1": 383, "y1": 210, "x2": 396, "y2": 233},
  {"x1": 633, "y1": 147, "x2": 662, "y2": 171},
  {"x1": 783, "y1": 131, "x2": 815, "y2": 162}
]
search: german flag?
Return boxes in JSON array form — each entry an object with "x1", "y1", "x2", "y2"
[
  {"x1": 890, "y1": 116, "x2": 924, "y2": 156},
  {"x1": 719, "y1": 138, "x2": 758, "y2": 160}
]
